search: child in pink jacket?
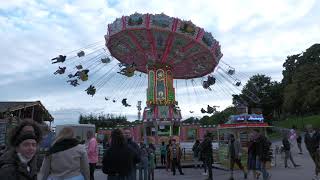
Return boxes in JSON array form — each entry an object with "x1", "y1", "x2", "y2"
[{"x1": 87, "y1": 131, "x2": 98, "y2": 180}]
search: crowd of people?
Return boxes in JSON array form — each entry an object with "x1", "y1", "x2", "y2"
[
  {"x1": 1, "y1": 121, "x2": 320, "y2": 180},
  {"x1": 191, "y1": 129, "x2": 272, "y2": 180},
  {"x1": 0, "y1": 121, "x2": 186, "y2": 180}
]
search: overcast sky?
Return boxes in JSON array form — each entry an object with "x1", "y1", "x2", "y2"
[{"x1": 1, "y1": 0, "x2": 320, "y2": 125}]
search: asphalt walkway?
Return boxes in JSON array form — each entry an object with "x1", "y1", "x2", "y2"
[{"x1": 95, "y1": 143, "x2": 316, "y2": 180}]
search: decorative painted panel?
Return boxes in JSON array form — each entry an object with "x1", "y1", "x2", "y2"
[
  {"x1": 148, "y1": 70, "x2": 155, "y2": 102},
  {"x1": 166, "y1": 70, "x2": 175, "y2": 101},
  {"x1": 158, "y1": 106, "x2": 169, "y2": 119},
  {"x1": 156, "y1": 69, "x2": 166, "y2": 100}
]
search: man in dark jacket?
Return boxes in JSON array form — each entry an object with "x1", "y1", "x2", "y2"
[
  {"x1": 124, "y1": 128, "x2": 141, "y2": 180},
  {"x1": 228, "y1": 134, "x2": 247, "y2": 179},
  {"x1": 254, "y1": 129, "x2": 271, "y2": 180},
  {"x1": 0, "y1": 132, "x2": 39, "y2": 180},
  {"x1": 199, "y1": 132, "x2": 213, "y2": 180},
  {"x1": 305, "y1": 125, "x2": 320, "y2": 179},
  {"x1": 282, "y1": 133, "x2": 300, "y2": 168}
]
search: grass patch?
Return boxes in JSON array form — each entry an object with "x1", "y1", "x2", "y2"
[
  {"x1": 268, "y1": 130, "x2": 282, "y2": 140},
  {"x1": 274, "y1": 115, "x2": 320, "y2": 130}
]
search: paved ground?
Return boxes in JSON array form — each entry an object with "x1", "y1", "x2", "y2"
[{"x1": 95, "y1": 144, "x2": 316, "y2": 180}]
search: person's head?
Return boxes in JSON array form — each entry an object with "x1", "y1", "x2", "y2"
[
  {"x1": 22, "y1": 125, "x2": 35, "y2": 132},
  {"x1": 162, "y1": 141, "x2": 165, "y2": 146},
  {"x1": 292, "y1": 125, "x2": 297, "y2": 130},
  {"x1": 172, "y1": 139, "x2": 177, "y2": 145},
  {"x1": 54, "y1": 127, "x2": 74, "y2": 144},
  {"x1": 0, "y1": 144, "x2": 6, "y2": 150},
  {"x1": 14, "y1": 132, "x2": 38, "y2": 160},
  {"x1": 87, "y1": 130, "x2": 94, "y2": 140},
  {"x1": 282, "y1": 131, "x2": 289, "y2": 139},
  {"x1": 253, "y1": 129, "x2": 260, "y2": 138},
  {"x1": 140, "y1": 142, "x2": 145, "y2": 148},
  {"x1": 195, "y1": 140, "x2": 200, "y2": 144},
  {"x1": 168, "y1": 139, "x2": 172, "y2": 145},
  {"x1": 205, "y1": 132, "x2": 213, "y2": 140},
  {"x1": 306, "y1": 124, "x2": 313, "y2": 133},
  {"x1": 111, "y1": 129, "x2": 126, "y2": 147},
  {"x1": 229, "y1": 134, "x2": 235, "y2": 141},
  {"x1": 248, "y1": 132, "x2": 255, "y2": 141},
  {"x1": 9, "y1": 120, "x2": 42, "y2": 147},
  {"x1": 123, "y1": 128, "x2": 132, "y2": 140}
]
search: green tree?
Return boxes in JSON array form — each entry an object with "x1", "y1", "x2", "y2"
[
  {"x1": 199, "y1": 106, "x2": 237, "y2": 125},
  {"x1": 78, "y1": 113, "x2": 129, "y2": 130},
  {"x1": 182, "y1": 117, "x2": 199, "y2": 123},
  {"x1": 232, "y1": 74, "x2": 282, "y2": 119},
  {"x1": 282, "y1": 44, "x2": 320, "y2": 114}
]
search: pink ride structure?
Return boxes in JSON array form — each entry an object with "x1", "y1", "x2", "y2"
[{"x1": 105, "y1": 13, "x2": 222, "y2": 144}]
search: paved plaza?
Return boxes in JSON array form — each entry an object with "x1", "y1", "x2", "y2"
[{"x1": 95, "y1": 146, "x2": 316, "y2": 180}]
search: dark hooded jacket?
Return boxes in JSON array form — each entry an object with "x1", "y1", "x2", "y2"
[
  {"x1": 0, "y1": 149, "x2": 37, "y2": 180},
  {"x1": 198, "y1": 137, "x2": 213, "y2": 161},
  {"x1": 256, "y1": 135, "x2": 272, "y2": 162},
  {"x1": 305, "y1": 131, "x2": 320, "y2": 153}
]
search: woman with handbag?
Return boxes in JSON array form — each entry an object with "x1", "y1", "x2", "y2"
[{"x1": 38, "y1": 127, "x2": 90, "y2": 180}]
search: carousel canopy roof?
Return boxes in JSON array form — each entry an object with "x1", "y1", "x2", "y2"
[
  {"x1": 218, "y1": 123, "x2": 271, "y2": 129},
  {"x1": 105, "y1": 13, "x2": 223, "y2": 79}
]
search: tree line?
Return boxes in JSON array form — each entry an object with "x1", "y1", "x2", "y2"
[
  {"x1": 79, "y1": 113, "x2": 131, "y2": 129},
  {"x1": 192, "y1": 43, "x2": 320, "y2": 125}
]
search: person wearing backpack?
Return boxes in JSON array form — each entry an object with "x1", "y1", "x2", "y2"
[
  {"x1": 282, "y1": 132, "x2": 300, "y2": 168},
  {"x1": 254, "y1": 129, "x2": 271, "y2": 180}
]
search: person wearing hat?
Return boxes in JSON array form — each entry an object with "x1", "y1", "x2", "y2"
[{"x1": 0, "y1": 131, "x2": 39, "y2": 180}]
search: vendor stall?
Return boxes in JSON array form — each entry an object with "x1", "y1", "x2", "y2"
[{"x1": 217, "y1": 114, "x2": 272, "y2": 169}]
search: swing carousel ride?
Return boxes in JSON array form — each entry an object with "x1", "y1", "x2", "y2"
[{"x1": 51, "y1": 13, "x2": 260, "y2": 140}]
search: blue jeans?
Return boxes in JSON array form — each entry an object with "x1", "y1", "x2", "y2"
[
  {"x1": 48, "y1": 174, "x2": 84, "y2": 180},
  {"x1": 138, "y1": 159, "x2": 148, "y2": 180},
  {"x1": 127, "y1": 165, "x2": 137, "y2": 180},
  {"x1": 108, "y1": 175, "x2": 127, "y2": 180},
  {"x1": 256, "y1": 160, "x2": 269, "y2": 180}
]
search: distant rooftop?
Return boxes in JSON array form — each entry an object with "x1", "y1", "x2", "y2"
[{"x1": 0, "y1": 101, "x2": 54, "y2": 122}]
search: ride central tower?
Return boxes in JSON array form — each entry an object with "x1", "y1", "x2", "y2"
[{"x1": 143, "y1": 64, "x2": 181, "y2": 143}]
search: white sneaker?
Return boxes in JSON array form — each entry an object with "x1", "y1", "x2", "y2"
[
  {"x1": 312, "y1": 175, "x2": 319, "y2": 180},
  {"x1": 202, "y1": 172, "x2": 208, "y2": 175}
]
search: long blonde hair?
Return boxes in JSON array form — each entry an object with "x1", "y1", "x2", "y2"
[{"x1": 53, "y1": 127, "x2": 74, "y2": 145}]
